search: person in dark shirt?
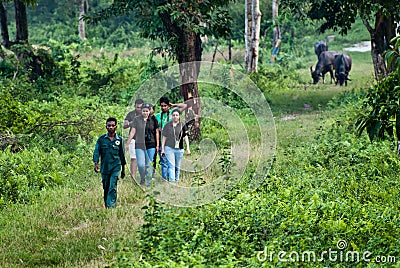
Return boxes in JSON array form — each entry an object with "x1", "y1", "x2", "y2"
[
  {"x1": 161, "y1": 109, "x2": 190, "y2": 182},
  {"x1": 123, "y1": 99, "x2": 143, "y2": 181},
  {"x1": 93, "y1": 118, "x2": 126, "y2": 208},
  {"x1": 126, "y1": 104, "x2": 159, "y2": 186},
  {"x1": 155, "y1": 97, "x2": 187, "y2": 180},
  {"x1": 149, "y1": 103, "x2": 157, "y2": 179}
]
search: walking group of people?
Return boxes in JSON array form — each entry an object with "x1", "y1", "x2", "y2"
[{"x1": 92, "y1": 97, "x2": 190, "y2": 208}]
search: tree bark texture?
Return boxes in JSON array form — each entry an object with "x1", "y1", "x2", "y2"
[
  {"x1": 272, "y1": 0, "x2": 279, "y2": 48},
  {"x1": 272, "y1": 0, "x2": 278, "y2": 23},
  {"x1": 0, "y1": 1, "x2": 10, "y2": 47},
  {"x1": 14, "y1": 0, "x2": 28, "y2": 43},
  {"x1": 245, "y1": 0, "x2": 251, "y2": 72},
  {"x1": 363, "y1": 10, "x2": 396, "y2": 80},
  {"x1": 78, "y1": 0, "x2": 86, "y2": 41},
  {"x1": 245, "y1": 0, "x2": 261, "y2": 73},
  {"x1": 178, "y1": 30, "x2": 202, "y2": 141}
]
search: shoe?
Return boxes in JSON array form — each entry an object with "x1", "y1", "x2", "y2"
[
  {"x1": 140, "y1": 178, "x2": 145, "y2": 185},
  {"x1": 145, "y1": 177, "x2": 151, "y2": 187}
]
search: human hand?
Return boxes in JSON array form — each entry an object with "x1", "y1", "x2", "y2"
[
  {"x1": 94, "y1": 162, "x2": 100, "y2": 173},
  {"x1": 186, "y1": 148, "x2": 191, "y2": 155}
]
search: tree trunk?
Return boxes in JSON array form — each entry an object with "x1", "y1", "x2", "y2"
[
  {"x1": 0, "y1": 1, "x2": 11, "y2": 48},
  {"x1": 245, "y1": 0, "x2": 251, "y2": 72},
  {"x1": 78, "y1": 0, "x2": 86, "y2": 41},
  {"x1": 270, "y1": 0, "x2": 281, "y2": 62},
  {"x1": 177, "y1": 30, "x2": 202, "y2": 141},
  {"x1": 245, "y1": 0, "x2": 261, "y2": 73},
  {"x1": 228, "y1": 35, "x2": 232, "y2": 62},
  {"x1": 158, "y1": 11, "x2": 203, "y2": 140},
  {"x1": 251, "y1": 0, "x2": 261, "y2": 72},
  {"x1": 272, "y1": 0, "x2": 279, "y2": 48},
  {"x1": 363, "y1": 10, "x2": 396, "y2": 80},
  {"x1": 14, "y1": 0, "x2": 28, "y2": 43}
]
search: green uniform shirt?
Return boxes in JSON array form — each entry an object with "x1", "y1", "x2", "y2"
[{"x1": 93, "y1": 133, "x2": 126, "y2": 174}]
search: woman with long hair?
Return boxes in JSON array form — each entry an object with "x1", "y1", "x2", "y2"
[
  {"x1": 161, "y1": 109, "x2": 190, "y2": 182},
  {"x1": 126, "y1": 103, "x2": 159, "y2": 186}
]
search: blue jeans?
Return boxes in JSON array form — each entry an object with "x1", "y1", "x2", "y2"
[
  {"x1": 136, "y1": 148, "x2": 156, "y2": 184},
  {"x1": 165, "y1": 146, "x2": 184, "y2": 182},
  {"x1": 159, "y1": 151, "x2": 168, "y2": 179}
]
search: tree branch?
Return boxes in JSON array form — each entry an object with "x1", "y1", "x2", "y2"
[
  {"x1": 26, "y1": 117, "x2": 94, "y2": 135},
  {"x1": 361, "y1": 14, "x2": 374, "y2": 35}
]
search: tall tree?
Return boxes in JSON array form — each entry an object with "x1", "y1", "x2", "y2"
[
  {"x1": 0, "y1": 0, "x2": 11, "y2": 47},
  {"x1": 0, "y1": 0, "x2": 38, "y2": 46},
  {"x1": 14, "y1": 0, "x2": 28, "y2": 43},
  {"x1": 281, "y1": 0, "x2": 400, "y2": 80},
  {"x1": 270, "y1": 0, "x2": 280, "y2": 62},
  {"x1": 245, "y1": 0, "x2": 262, "y2": 73},
  {"x1": 78, "y1": 0, "x2": 86, "y2": 41},
  {"x1": 87, "y1": 0, "x2": 232, "y2": 140}
]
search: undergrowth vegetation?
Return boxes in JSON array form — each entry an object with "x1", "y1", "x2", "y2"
[
  {"x1": 110, "y1": 91, "x2": 400, "y2": 267},
  {"x1": 1, "y1": 11, "x2": 399, "y2": 267}
]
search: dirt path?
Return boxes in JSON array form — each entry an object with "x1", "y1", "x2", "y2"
[{"x1": 344, "y1": 41, "x2": 370, "y2": 52}]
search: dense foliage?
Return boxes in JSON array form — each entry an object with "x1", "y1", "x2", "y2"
[
  {"x1": 1, "y1": 2, "x2": 399, "y2": 267},
  {"x1": 112, "y1": 94, "x2": 400, "y2": 266},
  {"x1": 355, "y1": 71, "x2": 400, "y2": 143},
  {"x1": 355, "y1": 36, "x2": 400, "y2": 150},
  {"x1": 0, "y1": 40, "x2": 162, "y2": 207}
]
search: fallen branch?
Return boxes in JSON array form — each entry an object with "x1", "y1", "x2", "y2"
[{"x1": 26, "y1": 117, "x2": 94, "y2": 135}]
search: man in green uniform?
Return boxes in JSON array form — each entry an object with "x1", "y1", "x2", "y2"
[{"x1": 93, "y1": 117, "x2": 126, "y2": 208}]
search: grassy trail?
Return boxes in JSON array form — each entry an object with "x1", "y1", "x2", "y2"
[
  {"x1": 0, "y1": 51, "x2": 373, "y2": 267},
  {"x1": 0, "y1": 175, "x2": 145, "y2": 267},
  {"x1": 0, "y1": 95, "x2": 347, "y2": 267}
]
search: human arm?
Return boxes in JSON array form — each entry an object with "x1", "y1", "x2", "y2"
[
  {"x1": 94, "y1": 162, "x2": 100, "y2": 173},
  {"x1": 184, "y1": 135, "x2": 190, "y2": 155},
  {"x1": 120, "y1": 138, "x2": 127, "y2": 178},
  {"x1": 125, "y1": 127, "x2": 136, "y2": 151},
  {"x1": 93, "y1": 138, "x2": 101, "y2": 172},
  {"x1": 170, "y1": 102, "x2": 187, "y2": 112},
  {"x1": 155, "y1": 128, "x2": 160, "y2": 152},
  {"x1": 123, "y1": 111, "x2": 134, "y2": 129},
  {"x1": 123, "y1": 119, "x2": 131, "y2": 129},
  {"x1": 120, "y1": 165, "x2": 126, "y2": 178},
  {"x1": 161, "y1": 135, "x2": 166, "y2": 155}
]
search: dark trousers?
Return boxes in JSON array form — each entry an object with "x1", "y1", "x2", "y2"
[{"x1": 101, "y1": 169, "x2": 120, "y2": 208}]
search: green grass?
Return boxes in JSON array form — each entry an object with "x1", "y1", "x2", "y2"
[
  {"x1": 0, "y1": 40, "x2": 382, "y2": 267},
  {"x1": 0, "y1": 87, "x2": 368, "y2": 267},
  {"x1": 0, "y1": 169, "x2": 145, "y2": 267}
]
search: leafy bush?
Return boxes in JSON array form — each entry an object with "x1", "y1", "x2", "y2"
[
  {"x1": 385, "y1": 35, "x2": 400, "y2": 72},
  {"x1": 0, "y1": 132, "x2": 98, "y2": 208},
  {"x1": 355, "y1": 71, "x2": 400, "y2": 147},
  {"x1": 0, "y1": 146, "x2": 63, "y2": 206},
  {"x1": 250, "y1": 64, "x2": 304, "y2": 96}
]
